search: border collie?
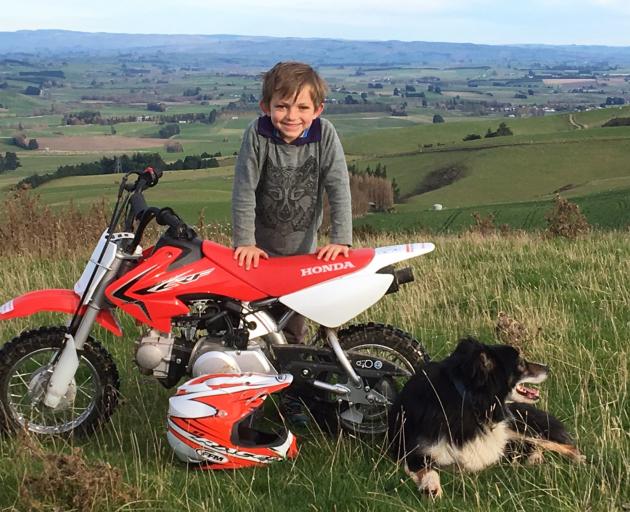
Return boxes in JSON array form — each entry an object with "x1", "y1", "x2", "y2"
[{"x1": 388, "y1": 336, "x2": 583, "y2": 498}]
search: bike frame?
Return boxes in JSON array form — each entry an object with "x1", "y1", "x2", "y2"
[{"x1": 0, "y1": 168, "x2": 435, "y2": 412}]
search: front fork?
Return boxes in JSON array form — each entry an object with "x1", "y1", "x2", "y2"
[{"x1": 43, "y1": 252, "x2": 125, "y2": 408}]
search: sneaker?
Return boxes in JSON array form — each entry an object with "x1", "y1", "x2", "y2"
[{"x1": 281, "y1": 394, "x2": 310, "y2": 428}]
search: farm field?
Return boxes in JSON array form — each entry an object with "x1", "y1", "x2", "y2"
[
  {"x1": 0, "y1": 232, "x2": 627, "y2": 511},
  {"x1": 4, "y1": 105, "x2": 629, "y2": 233},
  {"x1": 1, "y1": 53, "x2": 630, "y2": 233}
]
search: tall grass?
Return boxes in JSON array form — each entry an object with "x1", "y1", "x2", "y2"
[{"x1": 0, "y1": 230, "x2": 627, "y2": 511}]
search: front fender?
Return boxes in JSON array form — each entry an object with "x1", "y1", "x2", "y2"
[{"x1": 0, "y1": 289, "x2": 123, "y2": 336}]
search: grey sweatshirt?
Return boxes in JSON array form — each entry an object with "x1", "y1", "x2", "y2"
[{"x1": 231, "y1": 116, "x2": 352, "y2": 256}]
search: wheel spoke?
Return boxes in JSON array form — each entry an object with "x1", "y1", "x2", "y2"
[
  {"x1": 76, "y1": 385, "x2": 94, "y2": 401},
  {"x1": 9, "y1": 373, "x2": 31, "y2": 389}
]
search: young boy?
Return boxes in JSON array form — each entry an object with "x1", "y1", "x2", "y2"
[{"x1": 231, "y1": 61, "x2": 352, "y2": 345}]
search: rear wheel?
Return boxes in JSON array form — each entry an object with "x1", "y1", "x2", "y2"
[
  {"x1": 0, "y1": 326, "x2": 120, "y2": 436},
  {"x1": 336, "y1": 323, "x2": 429, "y2": 435}
]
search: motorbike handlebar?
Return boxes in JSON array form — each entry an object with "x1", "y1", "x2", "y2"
[
  {"x1": 122, "y1": 168, "x2": 197, "y2": 248},
  {"x1": 156, "y1": 207, "x2": 182, "y2": 229},
  {"x1": 124, "y1": 167, "x2": 163, "y2": 192}
]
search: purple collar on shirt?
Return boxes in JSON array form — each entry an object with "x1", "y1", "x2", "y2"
[{"x1": 257, "y1": 116, "x2": 322, "y2": 146}]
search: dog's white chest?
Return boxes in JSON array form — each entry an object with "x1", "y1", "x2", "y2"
[{"x1": 427, "y1": 421, "x2": 510, "y2": 472}]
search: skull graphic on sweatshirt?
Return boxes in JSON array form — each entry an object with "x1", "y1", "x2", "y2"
[{"x1": 257, "y1": 156, "x2": 319, "y2": 235}]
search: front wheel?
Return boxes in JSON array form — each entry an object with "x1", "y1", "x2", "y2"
[
  {"x1": 0, "y1": 326, "x2": 120, "y2": 436},
  {"x1": 337, "y1": 322, "x2": 429, "y2": 435}
]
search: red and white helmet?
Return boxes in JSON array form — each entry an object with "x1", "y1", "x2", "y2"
[{"x1": 167, "y1": 373, "x2": 298, "y2": 469}]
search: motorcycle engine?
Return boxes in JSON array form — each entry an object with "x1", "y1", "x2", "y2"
[
  {"x1": 135, "y1": 330, "x2": 277, "y2": 388},
  {"x1": 135, "y1": 330, "x2": 192, "y2": 388},
  {"x1": 190, "y1": 338, "x2": 276, "y2": 377}
]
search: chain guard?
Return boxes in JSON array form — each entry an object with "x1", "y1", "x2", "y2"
[{"x1": 272, "y1": 344, "x2": 410, "y2": 405}]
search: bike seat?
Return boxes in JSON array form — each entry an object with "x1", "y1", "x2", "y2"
[{"x1": 202, "y1": 241, "x2": 374, "y2": 297}]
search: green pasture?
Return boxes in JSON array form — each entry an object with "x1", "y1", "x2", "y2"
[
  {"x1": 355, "y1": 188, "x2": 630, "y2": 233},
  {"x1": 0, "y1": 90, "x2": 51, "y2": 116},
  {"x1": 29, "y1": 168, "x2": 235, "y2": 223},
  {"x1": 341, "y1": 113, "x2": 578, "y2": 156},
  {"x1": 355, "y1": 135, "x2": 630, "y2": 207},
  {"x1": 0, "y1": 233, "x2": 626, "y2": 511},
  {"x1": 0, "y1": 83, "x2": 628, "y2": 236}
]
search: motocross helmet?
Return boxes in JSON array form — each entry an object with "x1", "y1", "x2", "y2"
[{"x1": 167, "y1": 373, "x2": 298, "y2": 469}]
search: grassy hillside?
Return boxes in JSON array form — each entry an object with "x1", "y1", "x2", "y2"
[
  {"x1": 2, "y1": 105, "x2": 629, "y2": 233},
  {"x1": 355, "y1": 189, "x2": 630, "y2": 233},
  {"x1": 0, "y1": 232, "x2": 627, "y2": 511}
]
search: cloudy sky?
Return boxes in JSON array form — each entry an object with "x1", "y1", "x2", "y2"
[{"x1": 1, "y1": 0, "x2": 629, "y2": 46}]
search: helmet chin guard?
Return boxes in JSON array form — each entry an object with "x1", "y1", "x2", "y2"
[{"x1": 167, "y1": 373, "x2": 298, "y2": 469}]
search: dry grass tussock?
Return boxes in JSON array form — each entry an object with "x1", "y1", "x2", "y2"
[
  {"x1": 14, "y1": 431, "x2": 141, "y2": 511},
  {"x1": 0, "y1": 191, "x2": 592, "y2": 259},
  {"x1": 495, "y1": 311, "x2": 533, "y2": 353},
  {"x1": 0, "y1": 190, "x2": 234, "y2": 258},
  {"x1": 0, "y1": 190, "x2": 111, "y2": 258}
]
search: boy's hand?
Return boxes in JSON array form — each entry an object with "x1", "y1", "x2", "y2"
[
  {"x1": 317, "y1": 244, "x2": 350, "y2": 262},
  {"x1": 234, "y1": 245, "x2": 269, "y2": 270}
]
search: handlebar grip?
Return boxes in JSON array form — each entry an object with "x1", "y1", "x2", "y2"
[
  {"x1": 156, "y1": 208, "x2": 181, "y2": 229},
  {"x1": 143, "y1": 167, "x2": 163, "y2": 187}
]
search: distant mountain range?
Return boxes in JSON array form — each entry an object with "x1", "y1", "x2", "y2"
[{"x1": 1, "y1": 30, "x2": 630, "y2": 68}]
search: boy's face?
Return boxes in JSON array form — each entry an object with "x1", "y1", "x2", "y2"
[{"x1": 260, "y1": 86, "x2": 324, "y2": 143}]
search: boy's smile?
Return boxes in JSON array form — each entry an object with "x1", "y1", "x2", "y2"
[{"x1": 261, "y1": 86, "x2": 324, "y2": 144}]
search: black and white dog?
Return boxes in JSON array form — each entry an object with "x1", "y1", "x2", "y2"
[{"x1": 388, "y1": 336, "x2": 583, "y2": 498}]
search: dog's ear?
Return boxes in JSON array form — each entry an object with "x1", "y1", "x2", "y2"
[
  {"x1": 471, "y1": 350, "x2": 495, "y2": 386},
  {"x1": 479, "y1": 351, "x2": 495, "y2": 372},
  {"x1": 454, "y1": 336, "x2": 480, "y2": 356}
]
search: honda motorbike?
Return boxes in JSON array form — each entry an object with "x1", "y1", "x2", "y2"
[{"x1": 0, "y1": 167, "x2": 433, "y2": 437}]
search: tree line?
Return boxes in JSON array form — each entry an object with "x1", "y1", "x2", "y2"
[
  {"x1": 16, "y1": 152, "x2": 220, "y2": 190},
  {"x1": 62, "y1": 109, "x2": 218, "y2": 126},
  {"x1": 347, "y1": 162, "x2": 399, "y2": 208},
  {"x1": 463, "y1": 122, "x2": 513, "y2": 141}
]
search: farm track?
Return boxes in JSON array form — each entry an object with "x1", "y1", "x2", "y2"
[{"x1": 569, "y1": 114, "x2": 585, "y2": 129}]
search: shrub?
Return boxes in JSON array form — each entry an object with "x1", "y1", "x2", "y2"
[
  {"x1": 545, "y1": 194, "x2": 590, "y2": 239},
  {"x1": 158, "y1": 124, "x2": 180, "y2": 138},
  {"x1": 165, "y1": 141, "x2": 184, "y2": 153},
  {"x1": 469, "y1": 212, "x2": 496, "y2": 236},
  {"x1": 12, "y1": 135, "x2": 39, "y2": 150},
  {"x1": 147, "y1": 102, "x2": 166, "y2": 112}
]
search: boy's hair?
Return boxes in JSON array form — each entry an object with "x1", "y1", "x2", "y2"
[{"x1": 261, "y1": 62, "x2": 328, "y2": 107}]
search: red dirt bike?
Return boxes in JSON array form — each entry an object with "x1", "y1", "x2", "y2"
[{"x1": 0, "y1": 167, "x2": 433, "y2": 437}]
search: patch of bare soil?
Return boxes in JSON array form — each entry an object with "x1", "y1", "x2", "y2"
[
  {"x1": 16, "y1": 432, "x2": 141, "y2": 511},
  {"x1": 36, "y1": 135, "x2": 166, "y2": 152}
]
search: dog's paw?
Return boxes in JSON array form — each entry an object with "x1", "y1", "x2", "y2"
[
  {"x1": 419, "y1": 470, "x2": 443, "y2": 499},
  {"x1": 526, "y1": 449, "x2": 545, "y2": 465},
  {"x1": 572, "y1": 451, "x2": 587, "y2": 465},
  {"x1": 405, "y1": 465, "x2": 443, "y2": 499}
]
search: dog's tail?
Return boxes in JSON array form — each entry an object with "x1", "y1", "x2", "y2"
[{"x1": 507, "y1": 402, "x2": 585, "y2": 463}]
